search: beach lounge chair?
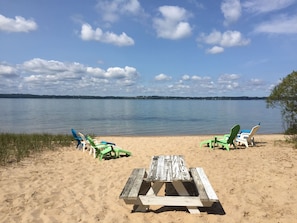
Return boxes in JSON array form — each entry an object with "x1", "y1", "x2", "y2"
[
  {"x1": 71, "y1": 129, "x2": 85, "y2": 150},
  {"x1": 239, "y1": 122, "x2": 260, "y2": 134},
  {"x1": 86, "y1": 135, "x2": 114, "y2": 159},
  {"x1": 113, "y1": 145, "x2": 132, "y2": 159},
  {"x1": 86, "y1": 135, "x2": 132, "y2": 160},
  {"x1": 77, "y1": 132, "x2": 89, "y2": 152},
  {"x1": 200, "y1": 124, "x2": 240, "y2": 151},
  {"x1": 236, "y1": 125, "x2": 260, "y2": 147}
]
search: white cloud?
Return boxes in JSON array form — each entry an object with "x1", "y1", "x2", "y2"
[
  {"x1": 243, "y1": 0, "x2": 296, "y2": 13},
  {"x1": 200, "y1": 30, "x2": 222, "y2": 45},
  {"x1": 80, "y1": 23, "x2": 134, "y2": 46},
  {"x1": 220, "y1": 30, "x2": 250, "y2": 47},
  {"x1": 0, "y1": 57, "x2": 274, "y2": 96},
  {"x1": 123, "y1": 0, "x2": 142, "y2": 14},
  {"x1": 182, "y1": 74, "x2": 190, "y2": 80},
  {"x1": 192, "y1": 75, "x2": 202, "y2": 81},
  {"x1": 153, "y1": 6, "x2": 192, "y2": 40},
  {"x1": 105, "y1": 66, "x2": 139, "y2": 79},
  {"x1": 155, "y1": 73, "x2": 172, "y2": 81},
  {"x1": 220, "y1": 73, "x2": 240, "y2": 80},
  {"x1": 250, "y1": 78, "x2": 264, "y2": 86},
  {"x1": 0, "y1": 14, "x2": 37, "y2": 33},
  {"x1": 198, "y1": 30, "x2": 250, "y2": 51},
  {"x1": 182, "y1": 75, "x2": 202, "y2": 81},
  {"x1": 85, "y1": 67, "x2": 106, "y2": 78},
  {"x1": 22, "y1": 58, "x2": 84, "y2": 75},
  {"x1": 21, "y1": 58, "x2": 139, "y2": 86},
  {"x1": 96, "y1": 0, "x2": 142, "y2": 22},
  {"x1": 207, "y1": 46, "x2": 224, "y2": 54},
  {"x1": 218, "y1": 73, "x2": 240, "y2": 83},
  {"x1": 0, "y1": 64, "x2": 18, "y2": 77},
  {"x1": 218, "y1": 74, "x2": 240, "y2": 90},
  {"x1": 221, "y1": 0, "x2": 242, "y2": 26},
  {"x1": 254, "y1": 15, "x2": 297, "y2": 34}
]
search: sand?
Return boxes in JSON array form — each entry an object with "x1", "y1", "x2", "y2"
[{"x1": 1, "y1": 134, "x2": 297, "y2": 223}]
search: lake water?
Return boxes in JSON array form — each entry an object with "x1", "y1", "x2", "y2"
[{"x1": 0, "y1": 98, "x2": 283, "y2": 135}]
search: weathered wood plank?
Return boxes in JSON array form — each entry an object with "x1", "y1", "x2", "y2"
[
  {"x1": 139, "y1": 195, "x2": 203, "y2": 206},
  {"x1": 119, "y1": 168, "x2": 147, "y2": 200},
  {"x1": 196, "y1": 167, "x2": 218, "y2": 202},
  {"x1": 190, "y1": 168, "x2": 208, "y2": 202},
  {"x1": 146, "y1": 155, "x2": 191, "y2": 182},
  {"x1": 190, "y1": 167, "x2": 219, "y2": 204}
]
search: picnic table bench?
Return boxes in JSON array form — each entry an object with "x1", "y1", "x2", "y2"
[{"x1": 119, "y1": 155, "x2": 219, "y2": 214}]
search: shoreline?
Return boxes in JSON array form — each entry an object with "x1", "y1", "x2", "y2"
[
  {"x1": 1, "y1": 134, "x2": 296, "y2": 223},
  {"x1": 0, "y1": 132, "x2": 286, "y2": 136}
]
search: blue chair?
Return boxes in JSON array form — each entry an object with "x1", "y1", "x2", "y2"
[{"x1": 71, "y1": 129, "x2": 85, "y2": 150}]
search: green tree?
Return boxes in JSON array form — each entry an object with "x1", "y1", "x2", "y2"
[{"x1": 266, "y1": 71, "x2": 297, "y2": 138}]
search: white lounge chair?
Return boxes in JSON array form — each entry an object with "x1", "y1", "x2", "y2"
[
  {"x1": 77, "y1": 132, "x2": 89, "y2": 152},
  {"x1": 236, "y1": 125, "x2": 260, "y2": 147}
]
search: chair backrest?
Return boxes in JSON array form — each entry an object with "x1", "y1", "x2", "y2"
[
  {"x1": 71, "y1": 129, "x2": 82, "y2": 141},
  {"x1": 78, "y1": 132, "x2": 87, "y2": 141},
  {"x1": 86, "y1": 135, "x2": 96, "y2": 147},
  {"x1": 227, "y1": 124, "x2": 240, "y2": 144},
  {"x1": 247, "y1": 125, "x2": 260, "y2": 139}
]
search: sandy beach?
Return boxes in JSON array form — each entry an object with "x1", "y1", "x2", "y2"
[{"x1": 1, "y1": 134, "x2": 296, "y2": 223}]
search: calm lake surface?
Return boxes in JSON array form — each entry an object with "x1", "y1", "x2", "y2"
[{"x1": 0, "y1": 98, "x2": 283, "y2": 135}]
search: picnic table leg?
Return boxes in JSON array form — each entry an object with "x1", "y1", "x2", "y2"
[
  {"x1": 146, "y1": 181, "x2": 164, "y2": 196},
  {"x1": 137, "y1": 181, "x2": 163, "y2": 212},
  {"x1": 133, "y1": 197, "x2": 149, "y2": 212},
  {"x1": 172, "y1": 181, "x2": 201, "y2": 214}
]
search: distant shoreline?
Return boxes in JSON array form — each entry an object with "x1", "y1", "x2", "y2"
[{"x1": 0, "y1": 94, "x2": 267, "y2": 100}]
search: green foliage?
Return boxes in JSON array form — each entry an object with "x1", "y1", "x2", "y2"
[
  {"x1": 266, "y1": 71, "x2": 297, "y2": 148},
  {"x1": 0, "y1": 133, "x2": 73, "y2": 165}
]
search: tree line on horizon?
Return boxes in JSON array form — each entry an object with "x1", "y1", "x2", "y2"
[{"x1": 0, "y1": 94, "x2": 267, "y2": 100}]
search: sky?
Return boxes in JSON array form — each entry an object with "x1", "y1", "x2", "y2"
[{"x1": 0, "y1": 0, "x2": 297, "y2": 97}]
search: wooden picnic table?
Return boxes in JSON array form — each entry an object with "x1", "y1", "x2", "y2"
[{"x1": 119, "y1": 155, "x2": 219, "y2": 214}]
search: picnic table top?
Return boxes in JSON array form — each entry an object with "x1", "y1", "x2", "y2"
[{"x1": 145, "y1": 155, "x2": 192, "y2": 182}]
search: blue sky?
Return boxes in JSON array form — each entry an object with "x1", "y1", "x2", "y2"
[{"x1": 0, "y1": 0, "x2": 297, "y2": 97}]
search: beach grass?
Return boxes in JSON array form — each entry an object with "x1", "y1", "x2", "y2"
[
  {"x1": 289, "y1": 135, "x2": 297, "y2": 149},
  {"x1": 0, "y1": 133, "x2": 73, "y2": 165}
]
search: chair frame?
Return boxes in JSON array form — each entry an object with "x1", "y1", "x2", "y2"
[
  {"x1": 236, "y1": 125, "x2": 260, "y2": 147},
  {"x1": 71, "y1": 129, "x2": 85, "y2": 150},
  {"x1": 200, "y1": 124, "x2": 240, "y2": 151}
]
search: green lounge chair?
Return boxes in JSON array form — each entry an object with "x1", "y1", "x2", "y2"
[
  {"x1": 86, "y1": 135, "x2": 115, "y2": 160},
  {"x1": 200, "y1": 124, "x2": 240, "y2": 151},
  {"x1": 79, "y1": 132, "x2": 115, "y2": 154},
  {"x1": 113, "y1": 145, "x2": 132, "y2": 159},
  {"x1": 86, "y1": 135, "x2": 132, "y2": 160}
]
